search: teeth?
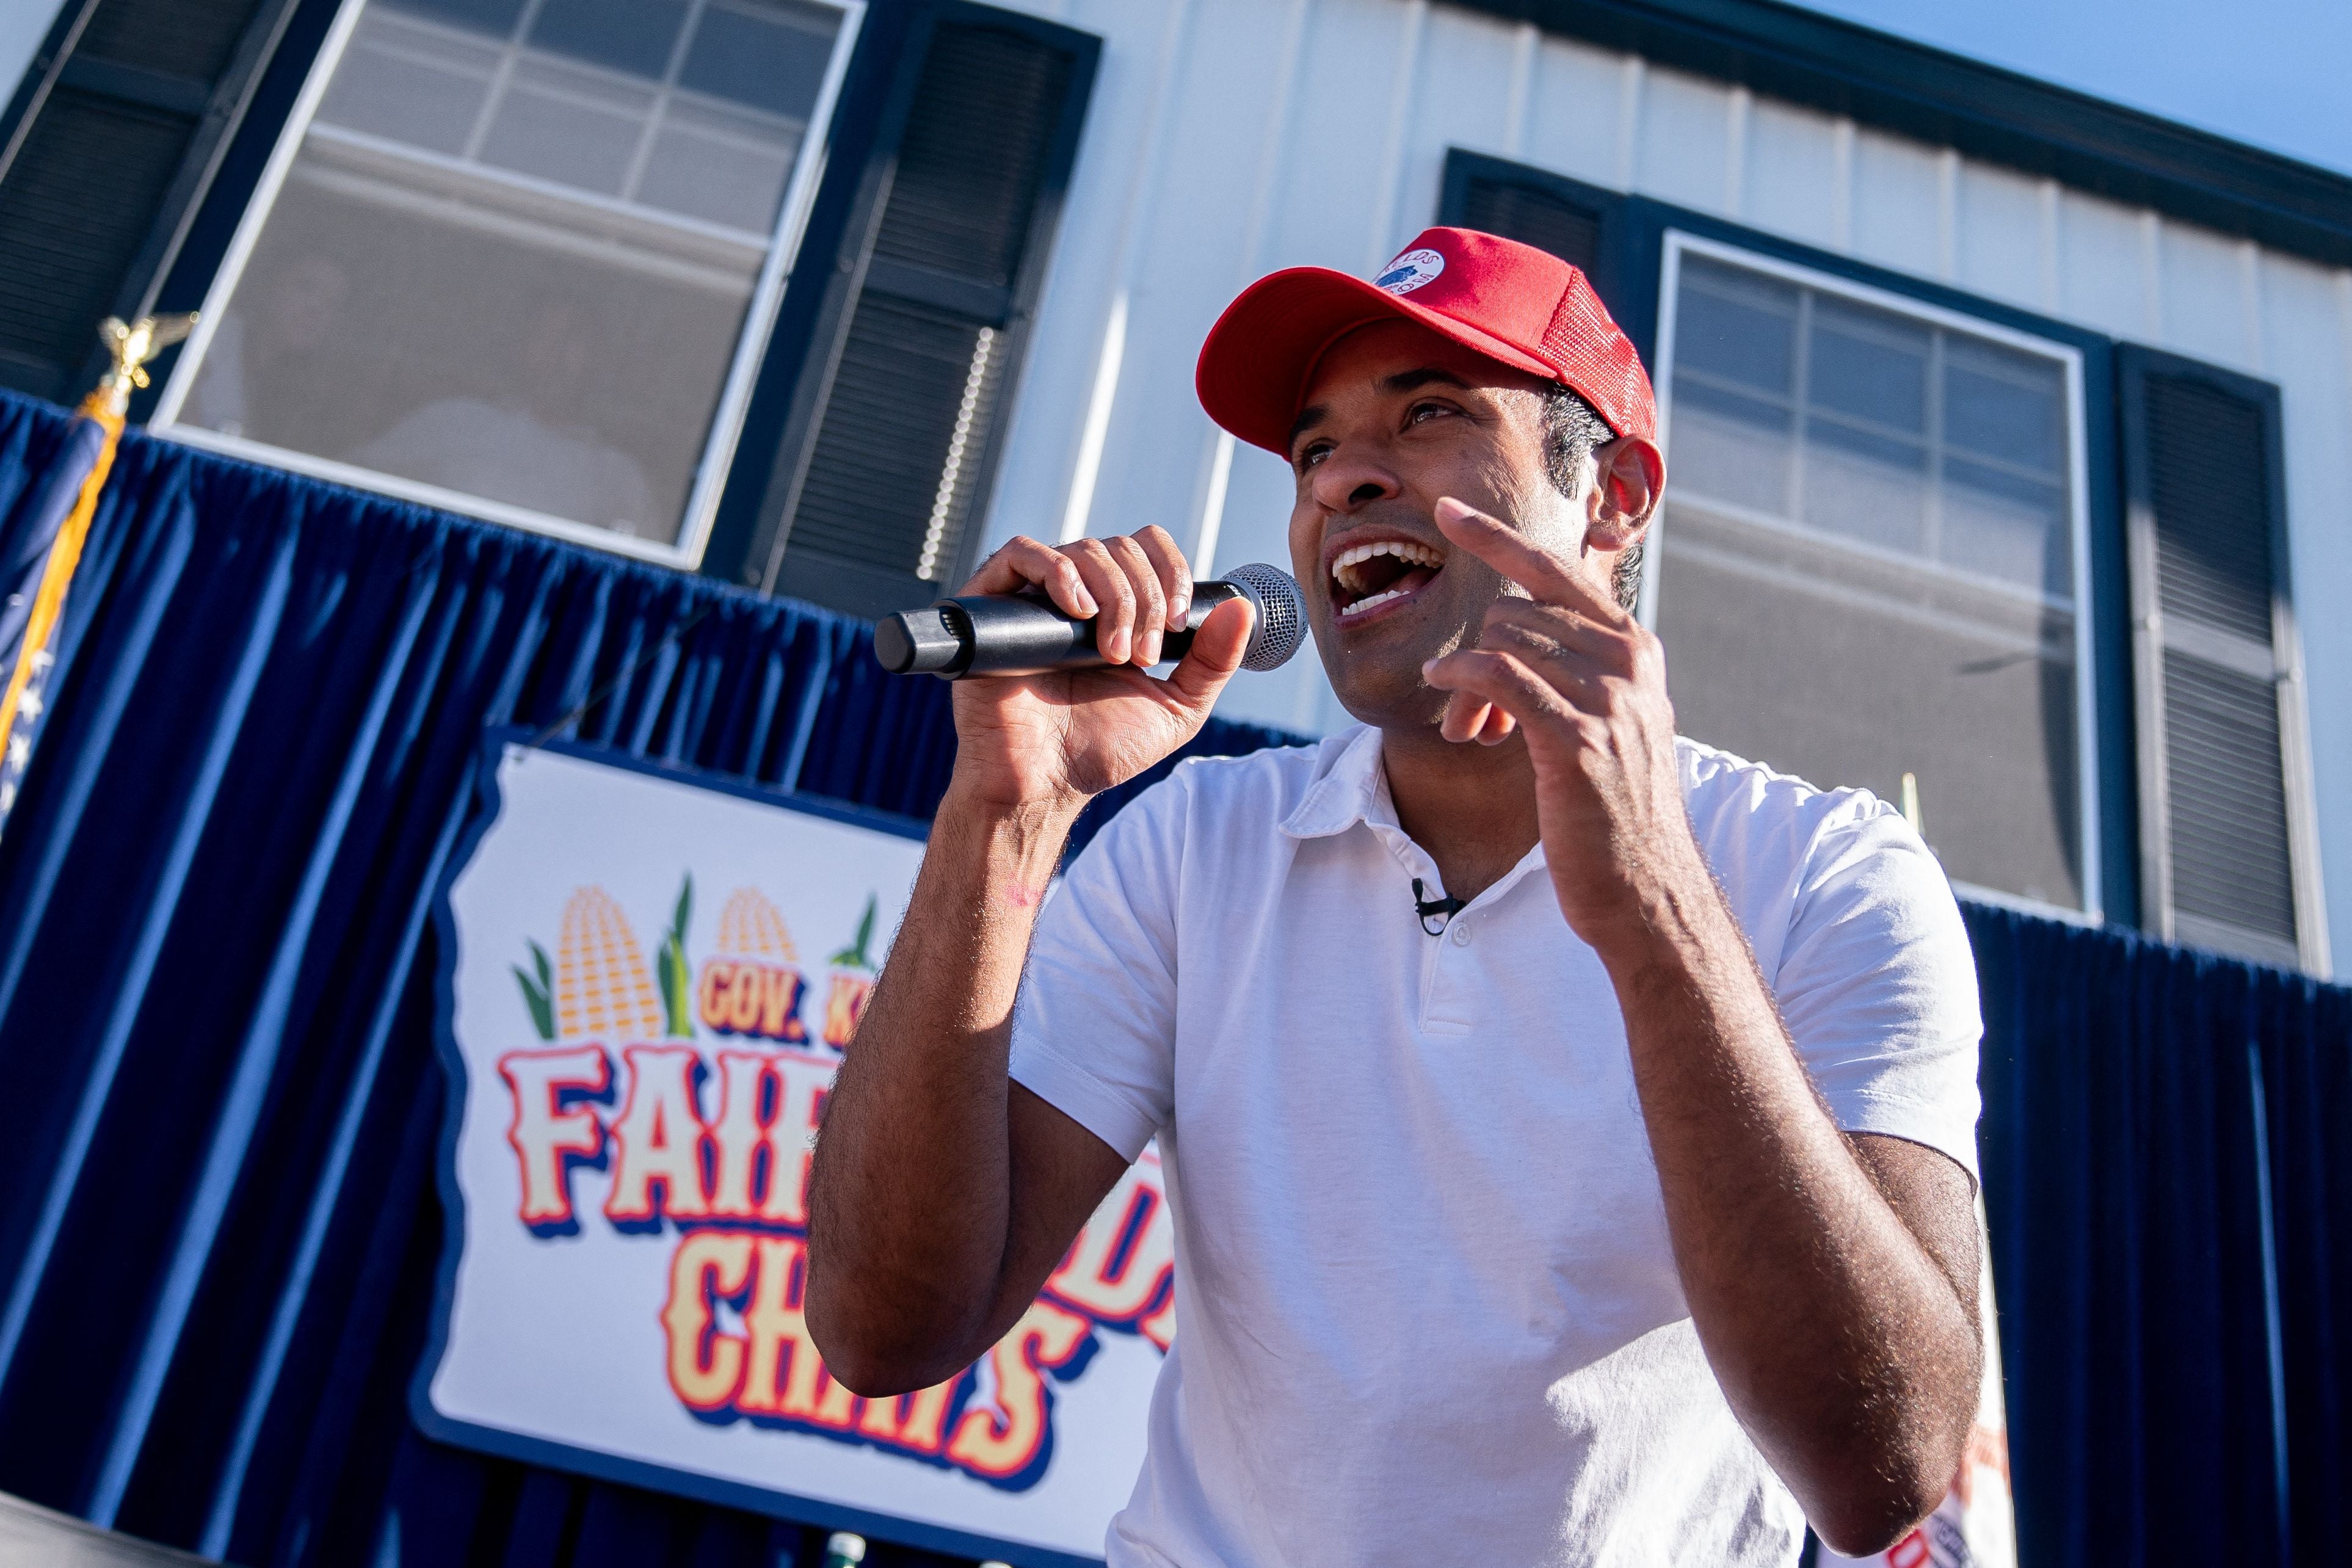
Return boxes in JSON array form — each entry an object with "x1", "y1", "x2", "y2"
[
  {"x1": 1330, "y1": 539, "x2": 1443, "y2": 595},
  {"x1": 1337, "y1": 586, "x2": 1412, "y2": 619}
]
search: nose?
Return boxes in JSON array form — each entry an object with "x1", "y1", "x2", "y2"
[{"x1": 1308, "y1": 444, "x2": 1400, "y2": 517}]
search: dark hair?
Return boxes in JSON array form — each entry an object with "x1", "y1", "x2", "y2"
[{"x1": 1541, "y1": 385, "x2": 1644, "y2": 613}]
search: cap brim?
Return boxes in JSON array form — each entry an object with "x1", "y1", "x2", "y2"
[{"x1": 1195, "y1": 267, "x2": 1560, "y2": 457}]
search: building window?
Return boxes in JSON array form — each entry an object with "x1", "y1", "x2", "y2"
[
  {"x1": 1653, "y1": 232, "x2": 2099, "y2": 916},
  {"x1": 1446, "y1": 148, "x2": 2326, "y2": 966},
  {"x1": 151, "y1": 0, "x2": 862, "y2": 565}
]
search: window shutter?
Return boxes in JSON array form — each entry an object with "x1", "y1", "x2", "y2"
[
  {"x1": 1455, "y1": 174, "x2": 1604, "y2": 274},
  {"x1": 753, "y1": 5, "x2": 1096, "y2": 620},
  {"x1": 2119, "y1": 347, "x2": 2323, "y2": 971},
  {"x1": 0, "y1": 0, "x2": 292, "y2": 402},
  {"x1": 1438, "y1": 148, "x2": 1623, "y2": 314}
]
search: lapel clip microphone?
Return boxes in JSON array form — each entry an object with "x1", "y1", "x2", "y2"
[{"x1": 1411, "y1": 877, "x2": 1466, "y2": 937}]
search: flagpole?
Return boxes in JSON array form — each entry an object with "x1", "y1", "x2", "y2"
[{"x1": 0, "y1": 313, "x2": 194, "y2": 827}]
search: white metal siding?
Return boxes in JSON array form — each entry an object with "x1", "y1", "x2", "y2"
[{"x1": 977, "y1": 0, "x2": 2351, "y2": 956}]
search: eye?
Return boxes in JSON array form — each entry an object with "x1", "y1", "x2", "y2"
[
  {"x1": 1294, "y1": 439, "x2": 1333, "y2": 473},
  {"x1": 1405, "y1": 399, "x2": 1459, "y2": 429}
]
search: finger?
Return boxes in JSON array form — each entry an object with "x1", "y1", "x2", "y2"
[
  {"x1": 1133, "y1": 524, "x2": 1193, "y2": 628},
  {"x1": 1434, "y1": 497, "x2": 1622, "y2": 622},
  {"x1": 1480, "y1": 595, "x2": 1627, "y2": 670},
  {"x1": 1421, "y1": 647, "x2": 1569, "y2": 743},
  {"x1": 1425, "y1": 638, "x2": 1497, "y2": 743},
  {"x1": 1107, "y1": 534, "x2": 1168, "y2": 666},
  {"x1": 1435, "y1": 691, "x2": 1523, "y2": 745},
  {"x1": 1475, "y1": 704, "x2": 1518, "y2": 746},
  {"x1": 1162, "y1": 597, "x2": 1252, "y2": 710},
  {"x1": 964, "y1": 536, "x2": 1097, "y2": 619},
  {"x1": 1459, "y1": 632, "x2": 1612, "y2": 716},
  {"x1": 1067, "y1": 539, "x2": 1136, "y2": 664},
  {"x1": 1439, "y1": 694, "x2": 1491, "y2": 745}
]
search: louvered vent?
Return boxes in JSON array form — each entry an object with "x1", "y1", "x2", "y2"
[
  {"x1": 2132, "y1": 367, "x2": 2302, "y2": 965},
  {"x1": 1458, "y1": 177, "x2": 1603, "y2": 272},
  {"x1": 2147, "y1": 379, "x2": 2274, "y2": 642},
  {"x1": 0, "y1": 0, "x2": 275, "y2": 401},
  {"x1": 873, "y1": 26, "x2": 1064, "y2": 287},
  {"x1": 779, "y1": 19, "x2": 1073, "y2": 609},
  {"x1": 78, "y1": 0, "x2": 260, "y2": 81},
  {"x1": 791, "y1": 299, "x2": 1003, "y2": 576},
  {"x1": 2161, "y1": 651, "x2": 2294, "y2": 945},
  {"x1": 0, "y1": 96, "x2": 189, "y2": 396}
]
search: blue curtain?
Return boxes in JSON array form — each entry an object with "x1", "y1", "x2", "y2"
[
  {"x1": 0, "y1": 388, "x2": 2341, "y2": 1567},
  {"x1": 1968, "y1": 907, "x2": 2350, "y2": 1564},
  {"x1": 0, "y1": 391, "x2": 1287, "y2": 1567}
]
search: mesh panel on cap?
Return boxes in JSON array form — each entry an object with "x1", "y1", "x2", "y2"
[{"x1": 1539, "y1": 281, "x2": 1656, "y2": 441}]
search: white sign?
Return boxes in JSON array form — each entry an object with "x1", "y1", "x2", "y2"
[{"x1": 418, "y1": 741, "x2": 1170, "y2": 1566}]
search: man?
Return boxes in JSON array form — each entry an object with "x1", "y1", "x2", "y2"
[{"x1": 807, "y1": 228, "x2": 1984, "y2": 1565}]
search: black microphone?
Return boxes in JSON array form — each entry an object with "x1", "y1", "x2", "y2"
[{"x1": 873, "y1": 562, "x2": 1305, "y2": 679}]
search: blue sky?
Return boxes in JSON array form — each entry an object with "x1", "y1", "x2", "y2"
[{"x1": 1791, "y1": 0, "x2": 2352, "y2": 178}]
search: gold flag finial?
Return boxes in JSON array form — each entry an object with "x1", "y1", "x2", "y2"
[{"x1": 92, "y1": 313, "x2": 198, "y2": 415}]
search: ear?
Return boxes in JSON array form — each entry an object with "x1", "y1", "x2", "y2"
[{"x1": 1584, "y1": 435, "x2": 1665, "y2": 551}]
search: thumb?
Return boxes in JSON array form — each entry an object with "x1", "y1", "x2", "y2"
[{"x1": 1162, "y1": 597, "x2": 1253, "y2": 710}]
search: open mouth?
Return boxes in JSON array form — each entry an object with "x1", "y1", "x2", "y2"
[{"x1": 1330, "y1": 538, "x2": 1444, "y2": 622}]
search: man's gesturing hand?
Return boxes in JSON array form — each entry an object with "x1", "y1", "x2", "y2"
[
  {"x1": 1423, "y1": 496, "x2": 1982, "y2": 1555},
  {"x1": 1420, "y1": 495, "x2": 1703, "y2": 953},
  {"x1": 949, "y1": 528, "x2": 1255, "y2": 813}
]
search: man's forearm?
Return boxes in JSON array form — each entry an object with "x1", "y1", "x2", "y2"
[
  {"x1": 1593, "y1": 855, "x2": 1976, "y2": 1553},
  {"x1": 805, "y1": 783, "x2": 1080, "y2": 1392}
]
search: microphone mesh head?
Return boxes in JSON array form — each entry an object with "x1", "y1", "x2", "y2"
[{"x1": 1225, "y1": 563, "x2": 1306, "y2": 672}]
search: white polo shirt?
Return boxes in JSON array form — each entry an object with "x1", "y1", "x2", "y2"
[{"x1": 1010, "y1": 725, "x2": 1982, "y2": 1568}]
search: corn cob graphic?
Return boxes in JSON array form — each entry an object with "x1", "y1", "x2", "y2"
[
  {"x1": 715, "y1": 887, "x2": 796, "y2": 960},
  {"x1": 554, "y1": 885, "x2": 666, "y2": 1042},
  {"x1": 700, "y1": 886, "x2": 808, "y2": 1041}
]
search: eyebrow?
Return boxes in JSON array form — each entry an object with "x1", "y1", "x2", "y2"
[{"x1": 1287, "y1": 366, "x2": 1476, "y2": 448}]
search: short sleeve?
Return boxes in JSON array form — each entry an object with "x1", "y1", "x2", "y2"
[
  {"x1": 1774, "y1": 803, "x2": 1984, "y2": 1183},
  {"x1": 1008, "y1": 777, "x2": 1186, "y2": 1162}
]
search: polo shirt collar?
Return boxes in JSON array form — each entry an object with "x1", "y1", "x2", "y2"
[
  {"x1": 1276, "y1": 725, "x2": 1554, "y2": 910},
  {"x1": 1278, "y1": 725, "x2": 1395, "y2": 840}
]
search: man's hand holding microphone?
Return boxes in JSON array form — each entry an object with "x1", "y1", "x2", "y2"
[
  {"x1": 937, "y1": 528, "x2": 1257, "y2": 816},
  {"x1": 805, "y1": 528, "x2": 1267, "y2": 1398}
]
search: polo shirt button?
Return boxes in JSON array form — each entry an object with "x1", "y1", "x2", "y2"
[{"x1": 1450, "y1": 920, "x2": 1472, "y2": 946}]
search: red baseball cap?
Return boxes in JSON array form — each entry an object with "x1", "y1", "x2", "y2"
[{"x1": 1195, "y1": 226, "x2": 1656, "y2": 457}]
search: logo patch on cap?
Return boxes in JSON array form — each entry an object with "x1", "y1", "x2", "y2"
[{"x1": 1373, "y1": 248, "x2": 1445, "y2": 295}]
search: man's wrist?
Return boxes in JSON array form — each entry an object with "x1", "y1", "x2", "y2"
[
  {"x1": 937, "y1": 779, "x2": 1086, "y2": 884},
  {"x1": 1579, "y1": 838, "x2": 1734, "y2": 984}
]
